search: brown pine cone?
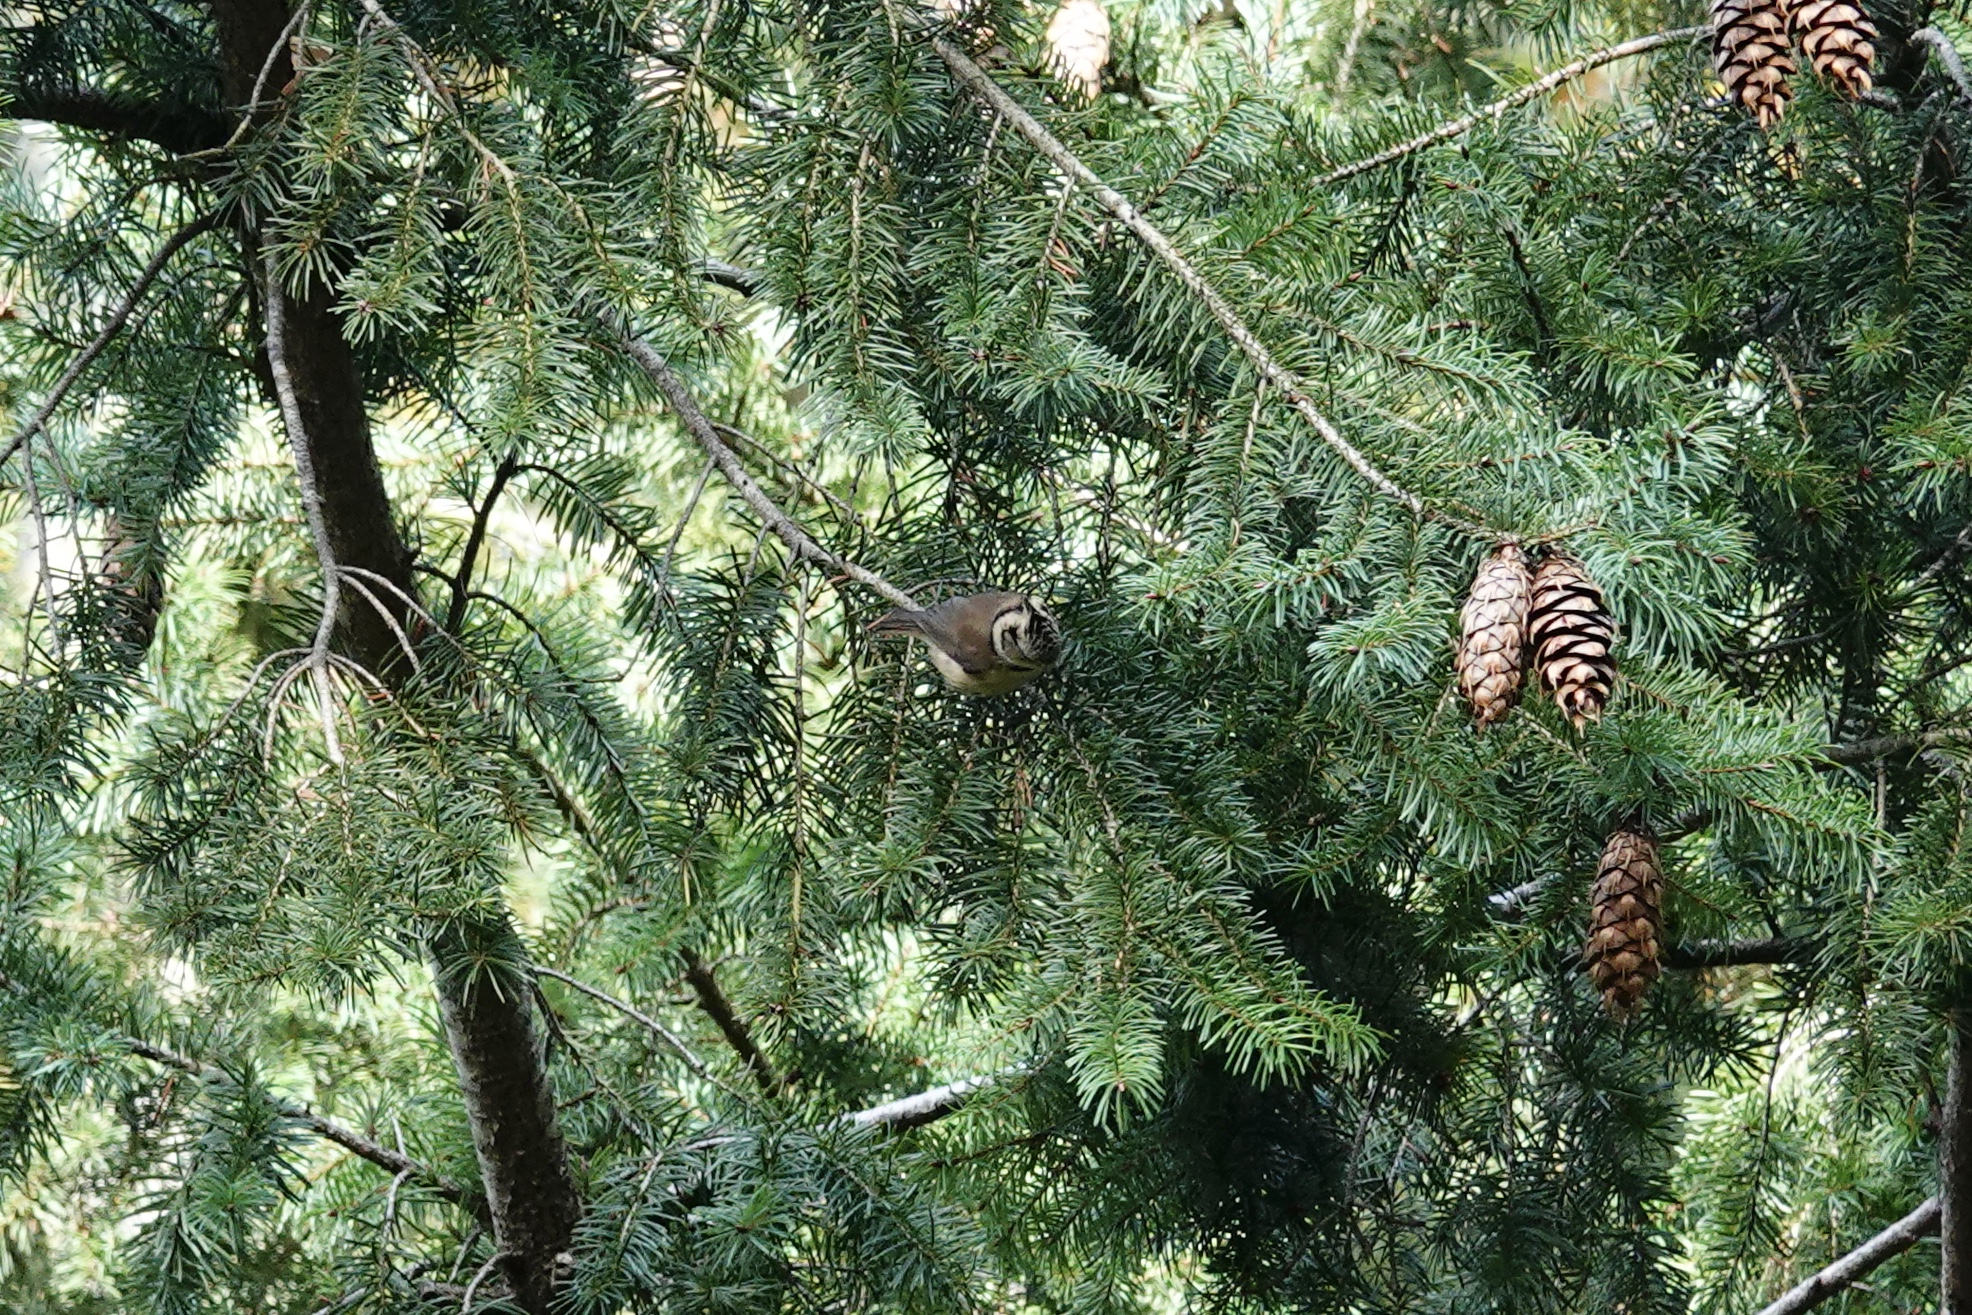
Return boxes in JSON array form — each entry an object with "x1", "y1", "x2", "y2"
[
  {"x1": 1712, "y1": 0, "x2": 1796, "y2": 129},
  {"x1": 1789, "y1": 0, "x2": 1875, "y2": 98},
  {"x1": 1527, "y1": 554, "x2": 1616, "y2": 730},
  {"x1": 1583, "y1": 828, "x2": 1664, "y2": 1018},
  {"x1": 1456, "y1": 543, "x2": 1532, "y2": 729}
]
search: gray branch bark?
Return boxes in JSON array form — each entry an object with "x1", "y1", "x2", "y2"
[{"x1": 1754, "y1": 1197, "x2": 1939, "y2": 1315}]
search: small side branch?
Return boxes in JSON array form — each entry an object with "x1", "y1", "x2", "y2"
[
  {"x1": 925, "y1": 32, "x2": 1497, "y2": 541},
  {"x1": 1315, "y1": 28, "x2": 1706, "y2": 186},
  {"x1": 1753, "y1": 1196, "x2": 1939, "y2": 1315},
  {"x1": 532, "y1": 966, "x2": 718, "y2": 1085},
  {"x1": 125, "y1": 1039, "x2": 472, "y2": 1208},
  {"x1": 2, "y1": 213, "x2": 218, "y2": 474},
  {"x1": 619, "y1": 337, "x2": 919, "y2": 609},
  {"x1": 680, "y1": 950, "x2": 784, "y2": 1095}
]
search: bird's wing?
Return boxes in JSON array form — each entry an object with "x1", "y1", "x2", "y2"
[{"x1": 914, "y1": 593, "x2": 1018, "y2": 676}]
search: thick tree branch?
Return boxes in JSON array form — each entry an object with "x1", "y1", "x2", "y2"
[
  {"x1": 1754, "y1": 1197, "x2": 1939, "y2": 1315},
  {"x1": 1826, "y1": 728, "x2": 1972, "y2": 764},
  {"x1": 125, "y1": 1038, "x2": 473, "y2": 1208},
  {"x1": 680, "y1": 950, "x2": 784, "y2": 1095},
  {"x1": 1315, "y1": 28, "x2": 1706, "y2": 186},
  {"x1": 3, "y1": 87, "x2": 230, "y2": 153},
  {"x1": 619, "y1": 337, "x2": 919, "y2": 609},
  {"x1": 2, "y1": 213, "x2": 219, "y2": 475},
  {"x1": 924, "y1": 29, "x2": 1499, "y2": 541},
  {"x1": 1663, "y1": 937, "x2": 1809, "y2": 969},
  {"x1": 844, "y1": 1073, "x2": 1003, "y2": 1130}
]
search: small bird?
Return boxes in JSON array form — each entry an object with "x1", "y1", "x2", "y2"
[{"x1": 869, "y1": 591, "x2": 1061, "y2": 696}]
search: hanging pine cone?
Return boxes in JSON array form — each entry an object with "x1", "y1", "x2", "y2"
[
  {"x1": 1456, "y1": 543, "x2": 1532, "y2": 729},
  {"x1": 1527, "y1": 554, "x2": 1616, "y2": 730},
  {"x1": 1045, "y1": 0, "x2": 1110, "y2": 100},
  {"x1": 1712, "y1": 0, "x2": 1796, "y2": 129},
  {"x1": 1583, "y1": 828, "x2": 1664, "y2": 1018},
  {"x1": 1789, "y1": 0, "x2": 1875, "y2": 98}
]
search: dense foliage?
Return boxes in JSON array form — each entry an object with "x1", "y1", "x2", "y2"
[{"x1": 2, "y1": 0, "x2": 1972, "y2": 1308}]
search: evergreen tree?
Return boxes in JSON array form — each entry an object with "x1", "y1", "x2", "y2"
[{"x1": 1, "y1": 0, "x2": 1971, "y2": 1308}]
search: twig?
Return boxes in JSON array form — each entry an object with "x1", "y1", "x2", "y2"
[
  {"x1": 619, "y1": 337, "x2": 920, "y2": 608},
  {"x1": 1314, "y1": 28, "x2": 1706, "y2": 186},
  {"x1": 1, "y1": 213, "x2": 217, "y2": 474},
  {"x1": 459, "y1": 1252, "x2": 507, "y2": 1314},
  {"x1": 180, "y1": 4, "x2": 311, "y2": 161},
  {"x1": 1914, "y1": 27, "x2": 1972, "y2": 108},
  {"x1": 925, "y1": 32, "x2": 1501, "y2": 541},
  {"x1": 1753, "y1": 1197, "x2": 1939, "y2": 1315},
  {"x1": 532, "y1": 966, "x2": 720, "y2": 1086},
  {"x1": 447, "y1": 451, "x2": 520, "y2": 631},
  {"x1": 680, "y1": 949, "x2": 783, "y2": 1095}
]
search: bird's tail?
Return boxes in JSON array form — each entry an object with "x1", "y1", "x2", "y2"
[{"x1": 867, "y1": 608, "x2": 926, "y2": 637}]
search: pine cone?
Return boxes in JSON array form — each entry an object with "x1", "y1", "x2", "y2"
[
  {"x1": 1456, "y1": 543, "x2": 1532, "y2": 729},
  {"x1": 1527, "y1": 554, "x2": 1616, "y2": 730},
  {"x1": 1045, "y1": 0, "x2": 1110, "y2": 100},
  {"x1": 1583, "y1": 828, "x2": 1664, "y2": 1018},
  {"x1": 1712, "y1": 0, "x2": 1796, "y2": 129},
  {"x1": 1789, "y1": 0, "x2": 1875, "y2": 98}
]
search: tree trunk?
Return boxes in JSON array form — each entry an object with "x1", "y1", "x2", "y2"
[
  {"x1": 1943, "y1": 1009, "x2": 1972, "y2": 1314},
  {"x1": 207, "y1": 4, "x2": 582, "y2": 1309}
]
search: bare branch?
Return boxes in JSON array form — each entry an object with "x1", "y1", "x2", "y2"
[
  {"x1": 2, "y1": 213, "x2": 219, "y2": 475},
  {"x1": 924, "y1": 30, "x2": 1501, "y2": 541},
  {"x1": 680, "y1": 950, "x2": 784, "y2": 1095},
  {"x1": 1753, "y1": 1197, "x2": 1939, "y2": 1315},
  {"x1": 619, "y1": 337, "x2": 920, "y2": 609},
  {"x1": 1315, "y1": 28, "x2": 1707, "y2": 186}
]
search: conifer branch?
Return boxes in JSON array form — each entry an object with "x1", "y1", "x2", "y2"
[
  {"x1": 1, "y1": 212, "x2": 218, "y2": 475},
  {"x1": 1752, "y1": 1196, "x2": 1939, "y2": 1315},
  {"x1": 1313, "y1": 28, "x2": 1707, "y2": 186},
  {"x1": 680, "y1": 950, "x2": 785, "y2": 1095},
  {"x1": 124, "y1": 1039, "x2": 473, "y2": 1208},
  {"x1": 925, "y1": 31, "x2": 1500, "y2": 541},
  {"x1": 619, "y1": 337, "x2": 920, "y2": 609}
]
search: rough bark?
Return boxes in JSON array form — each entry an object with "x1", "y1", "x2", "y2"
[
  {"x1": 207, "y1": 3, "x2": 582, "y2": 1308},
  {"x1": 1947, "y1": 1010, "x2": 1972, "y2": 1315}
]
